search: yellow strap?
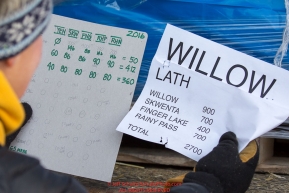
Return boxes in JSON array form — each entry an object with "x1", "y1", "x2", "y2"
[
  {"x1": 0, "y1": 71, "x2": 24, "y2": 145},
  {"x1": 239, "y1": 140, "x2": 258, "y2": 163},
  {"x1": 165, "y1": 174, "x2": 186, "y2": 189}
]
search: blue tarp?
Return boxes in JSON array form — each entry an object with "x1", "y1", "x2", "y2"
[{"x1": 53, "y1": 0, "x2": 288, "y2": 100}]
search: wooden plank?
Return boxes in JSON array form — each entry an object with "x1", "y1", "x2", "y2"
[
  {"x1": 257, "y1": 137, "x2": 289, "y2": 174},
  {"x1": 262, "y1": 157, "x2": 289, "y2": 166},
  {"x1": 259, "y1": 138, "x2": 274, "y2": 164},
  {"x1": 118, "y1": 137, "x2": 289, "y2": 174},
  {"x1": 256, "y1": 157, "x2": 289, "y2": 174},
  {"x1": 117, "y1": 147, "x2": 196, "y2": 167}
]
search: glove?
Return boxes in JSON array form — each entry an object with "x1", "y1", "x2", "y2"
[
  {"x1": 6, "y1": 102, "x2": 33, "y2": 147},
  {"x1": 167, "y1": 132, "x2": 259, "y2": 193}
]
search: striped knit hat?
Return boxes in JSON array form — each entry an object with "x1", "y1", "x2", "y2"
[{"x1": 0, "y1": 0, "x2": 52, "y2": 60}]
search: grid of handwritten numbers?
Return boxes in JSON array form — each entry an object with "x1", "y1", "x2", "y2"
[
  {"x1": 17, "y1": 15, "x2": 147, "y2": 181},
  {"x1": 46, "y1": 25, "x2": 141, "y2": 86}
]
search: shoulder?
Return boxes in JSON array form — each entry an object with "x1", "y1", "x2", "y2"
[{"x1": 0, "y1": 147, "x2": 87, "y2": 193}]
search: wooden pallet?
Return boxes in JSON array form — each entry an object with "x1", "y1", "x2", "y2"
[
  {"x1": 117, "y1": 134, "x2": 196, "y2": 167},
  {"x1": 117, "y1": 147, "x2": 196, "y2": 167},
  {"x1": 117, "y1": 135, "x2": 289, "y2": 174},
  {"x1": 256, "y1": 138, "x2": 289, "y2": 174}
]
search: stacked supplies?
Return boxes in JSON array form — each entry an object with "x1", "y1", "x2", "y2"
[
  {"x1": 53, "y1": 0, "x2": 289, "y2": 101},
  {"x1": 262, "y1": 118, "x2": 289, "y2": 139}
]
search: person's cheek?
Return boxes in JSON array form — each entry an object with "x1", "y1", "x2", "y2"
[
  {"x1": 32, "y1": 36, "x2": 43, "y2": 71},
  {"x1": 20, "y1": 36, "x2": 43, "y2": 98}
]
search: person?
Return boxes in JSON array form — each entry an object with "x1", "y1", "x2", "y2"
[
  {"x1": 166, "y1": 132, "x2": 259, "y2": 193},
  {"x1": 0, "y1": 0, "x2": 87, "y2": 192},
  {"x1": 0, "y1": 1, "x2": 259, "y2": 193}
]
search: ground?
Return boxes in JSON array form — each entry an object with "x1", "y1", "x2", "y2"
[{"x1": 75, "y1": 163, "x2": 289, "y2": 193}]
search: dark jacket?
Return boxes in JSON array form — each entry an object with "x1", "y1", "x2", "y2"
[{"x1": 0, "y1": 146, "x2": 87, "y2": 193}]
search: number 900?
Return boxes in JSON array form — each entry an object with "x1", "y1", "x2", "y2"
[{"x1": 203, "y1": 106, "x2": 215, "y2": 115}]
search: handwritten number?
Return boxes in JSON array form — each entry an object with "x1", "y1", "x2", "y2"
[{"x1": 75, "y1": 69, "x2": 82, "y2": 75}]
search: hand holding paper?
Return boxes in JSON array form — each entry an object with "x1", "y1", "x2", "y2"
[
  {"x1": 116, "y1": 24, "x2": 289, "y2": 161},
  {"x1": 169, "y1": 132, "x2": 259, "y2": 193}
]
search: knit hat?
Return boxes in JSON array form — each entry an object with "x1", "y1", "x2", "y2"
[{"x1": 0, "y1": 0, "x2": 52, "y2": 60}]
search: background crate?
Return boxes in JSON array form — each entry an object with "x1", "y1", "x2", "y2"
[
  {"x1": 256, "y1": 138, "x2": 289, "y2": 174},
  {"x1": 117, "y1": 134, "x2": 196, "y2": 167},
  {"x1": 117, "y1": 135, "x2": 289, "y2": 174}
]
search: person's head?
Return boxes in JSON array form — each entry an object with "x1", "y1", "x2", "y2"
[{"x1": 0, "y1": 0, "x2": 52, "y2": 98}]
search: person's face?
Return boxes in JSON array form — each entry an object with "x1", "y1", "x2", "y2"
[{"x1": 1, "y1": 36, "x2": 43, "y2": 98}]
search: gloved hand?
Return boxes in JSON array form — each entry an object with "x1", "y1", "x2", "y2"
[
  {"x1": 6, "y1": 102, "x2": 33, "y2": 147},
  {"x1": 167, "y1": 132, "x2": 259, "y2": 193}
]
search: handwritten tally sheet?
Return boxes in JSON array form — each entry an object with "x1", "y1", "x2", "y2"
[
  {"x1": 11, "y1": 15, "x2": 147, "y2": 182},
  {"x1": 116, "y1": 24, "x2": 289, "y2": 161}
]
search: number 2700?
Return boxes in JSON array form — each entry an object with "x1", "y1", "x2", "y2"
[{"x1": 184, "y1": 144, "x2": 202, "y2": 155}]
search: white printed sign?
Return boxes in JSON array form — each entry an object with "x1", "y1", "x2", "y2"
[
  {"x1": 116, "y1": 24, "x2": 289, "y2": 161},
  {"x1": 11, "y1": 15, "x2": 147, "y2": 182}
]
